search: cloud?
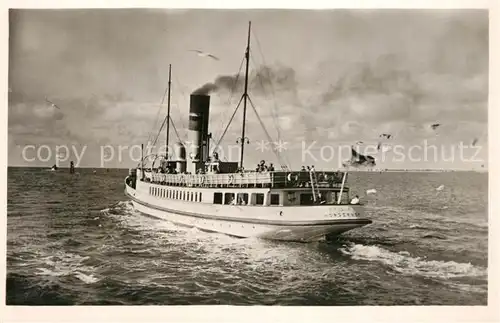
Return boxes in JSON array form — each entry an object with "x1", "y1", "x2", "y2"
[{"x1": 8, "y1": 9, "x2": 488, "y2": 168}]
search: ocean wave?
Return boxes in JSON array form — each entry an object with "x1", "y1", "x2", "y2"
[
  {"x1": 6, "y1": 273, "x2": 77, "y2": 305},
  {"x1": 340, "y1": 243, "x2": 487, "y2": 280},
  {"x1": 33, "y1": 251, "x2": 100, "y2": 284}
]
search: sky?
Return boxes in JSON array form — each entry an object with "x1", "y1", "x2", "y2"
[{"x1": 7, "y1": 9, "x2": 489, "y2": 170}]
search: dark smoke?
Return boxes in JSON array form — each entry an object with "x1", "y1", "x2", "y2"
[
  {"x1": 192, "y1": 65, "x2": 298, "y2": 96},
  {"x1": 192, "y1": 74, "x2": 240, "y2": 95}
]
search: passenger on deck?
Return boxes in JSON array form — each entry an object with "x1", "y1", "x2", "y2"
[
  {"x1": 260, "y1": 160, "x2": 267, "y2": 172},
  {"x1": 318, "y1": 192, "x2": 326, "y2": 204},
  {"x1": 268, "y1": 163, "x2": 275, "y2": 172},
  {"x1": 301, "y1": 166, "x2": 306, "y2": 172},
  {"x1": 350, "y1": 195, "x2": 360, "y2": 205}
]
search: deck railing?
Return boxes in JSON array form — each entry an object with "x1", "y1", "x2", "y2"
[{"x1": 140, "y1": 170, "x2": 346, "y2": 189}]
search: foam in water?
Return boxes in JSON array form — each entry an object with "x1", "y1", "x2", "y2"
[
  {"x1": 33, "y1": 251, "x2": 100, "y2": 284},
  {"x1": 340, "y1": 243, "x2": 487, "y2": 280},
  {"x1": 100, "y1": 201, "x2": 342, "y2": 291}
]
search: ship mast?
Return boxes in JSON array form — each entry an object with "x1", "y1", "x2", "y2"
[
  {"x1": 239, "y1": 21, "x2": 251, "y2": 169},
  {"x1": 165, "y1": 64, "x2": 172, "y2": 159}
]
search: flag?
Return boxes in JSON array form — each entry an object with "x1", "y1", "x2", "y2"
[{"x1": 343, "y1": 146, "x2": 376, "y2": 168}]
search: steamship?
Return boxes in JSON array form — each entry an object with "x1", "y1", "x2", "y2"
[{"x1": 124, "y1": 22, "x2": 372, "y2": 242}]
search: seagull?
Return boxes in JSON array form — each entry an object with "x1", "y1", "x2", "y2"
[
  {"x1": 430, "y1": 123, "x2": 441, "y2": 130},
  {"x1": 45, "y1": 97, "x2": 61, "y2": 110},
  {"x1": 188, "y1": 49, "x2": 220, "y2": 61}
]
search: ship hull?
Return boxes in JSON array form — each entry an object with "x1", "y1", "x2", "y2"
[{"x1": 125, "y1": 181, "x2": 371, "y2": 242}]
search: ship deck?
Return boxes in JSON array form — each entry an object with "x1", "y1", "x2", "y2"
[{"x1": 141, "y1": 170, "x2": 347, "y2": 189}]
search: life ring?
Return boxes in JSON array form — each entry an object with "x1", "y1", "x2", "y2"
[
  {"x1": 228, "y1": 174, "x2": 235, "y2": 185},
  {"x1": 287, "y1": 173, "x2": 299, "y2": 183}
]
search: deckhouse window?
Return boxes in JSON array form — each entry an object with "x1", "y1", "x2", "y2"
[
  {"x1": 300, "y1": 193, "x2": 314, "y2": 205},
  {"x1": 338, "y1": 190, "x2": 350, "y2": 205},
  {"x1": 326, "y1": 191, "x2": 336, "y2": 204},
  {"x1": 224, "y1": 193, "x2": 235, "y2": 205},
  {"x1": 270, "y1": 194, "x2": 280, "y2": 206},
  {"x1": 199, "y1": 193, "x2": 203, "y2": 202},
  {"x1": 214, "y1": 192, "x2": 223, "y2": 204},
  {"x1": 252, "y1": 193, "x2": 264, "y2": 205},
  {"x1": 236, "y1": 193, "x2": 249, "y2": 205}
]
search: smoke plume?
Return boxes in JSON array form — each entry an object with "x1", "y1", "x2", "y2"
[{"x1": 192, "y1": 65, "x2": 298, "y2": 96}]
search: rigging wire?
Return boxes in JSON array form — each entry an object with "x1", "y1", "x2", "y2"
[
  {"x1": 169, "y1": 117, "x2": 182, "y2": 144},
  {"x1": 151, "y1": 112, "x2": 183, "y2": 151},
  {"x1": 252, "y1": 31, "x2": 283, "y2": 142},
  {"x1": 213, "y1": 56, "x2": 246, "y2": 144},
  {"x1": 249, "y1": 55, "x2": 292, "y2": 168},
  {"x1": 250, "y1": 52, "x2": 282, "y2": 143},
  {"x1": 212, "y1": 27, "x2": 291, "y2": 169},
  {"x1": 214, "y1": 95, "x2": 244, "y2": 150},
  {"x1": 210, "y1": 136, "x2": 228, "y2": 162},
  {"x1": 146, "y1": 86, "x2": 169, "y2": 145},
  {"x1": 151, "y1": 115, "x2": 168, "y2": 149},
  {"x1": 247, "y1": 96, "x2": 290, "y2": 169}
]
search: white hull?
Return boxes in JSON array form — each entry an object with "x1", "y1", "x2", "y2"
[{"x1": 125, "y1": 180, "x2": 371, "y2": 242}]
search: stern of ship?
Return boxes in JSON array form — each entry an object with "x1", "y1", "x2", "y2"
[{"x1": 124, "y1": 168, "x2": 138, "y2": 197}]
